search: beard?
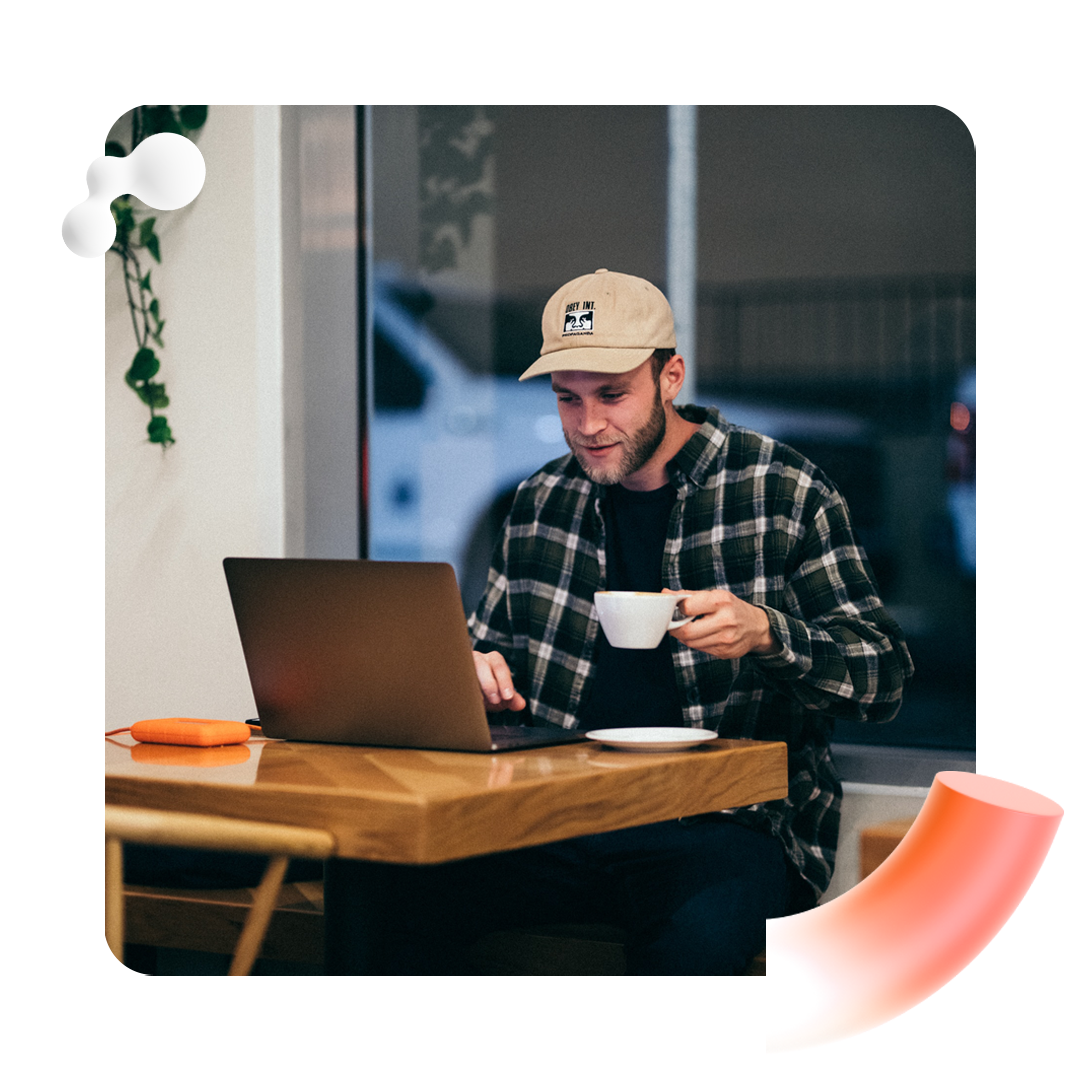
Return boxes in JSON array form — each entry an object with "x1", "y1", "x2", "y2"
[{"x1": 565, "y1": 386, "x2": 667, "y2": 485}]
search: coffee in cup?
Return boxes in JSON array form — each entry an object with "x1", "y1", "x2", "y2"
[{"x1": 593, "y1": 591, "x2": 692, "y2": 649}]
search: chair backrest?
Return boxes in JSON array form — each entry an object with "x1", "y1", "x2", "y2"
[
  {"x1": 105, "y1": 806, "x2": 335, "y2": 859},
  {"x1": 105, "y1": 807, "x2": 335, "y2": 974}
]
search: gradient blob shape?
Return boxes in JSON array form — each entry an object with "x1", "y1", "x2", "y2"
[
  {"x1": 766, "y1": 771, "x2": 1063, "y2": 1051},
  {"x1": 62, "y1": 132, "x2": 206, "y2": 257}
]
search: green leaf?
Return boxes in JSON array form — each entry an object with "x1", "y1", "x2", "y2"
[
  {"x1": 139, "y1": 382, "x2": 170, "y2": 409},
  {"x1": 179, "y1": 105, "x2": 208, "y2": 130},
  {"x1": 145, "y1": 233, "x2": 161, "y2": 263},
  {"x1": 147, "y1": 415, "x2": 175, "y2": 445},
  {"x1": 147, "y1": 106, "x2": 182, "y2": 136},
  {"x1": 133, "y1": 381, "x2": 167, "y2": 407},
  {"x1": 105, "y1": 140, "x2": 128, "y2": 158},
  {"x1": 149, "y1": 298, "x2": 159, "y2": 318},
  {"x1": 111, "y1": 199, "x2": 135, "y2": 240},
  {"x1": 127, "y1": 347, "x2": 160, "y2": 383},
  {"x1": 139, "y1": 271, "x2": 152, "y2": 292},
  {"x1": 138, "y1": 217, "x2": 157, "y2": 246}
]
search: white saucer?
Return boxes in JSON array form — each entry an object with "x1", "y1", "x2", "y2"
[{"x1": 585, "y1": 727, "x2": 719, "y2": 752}]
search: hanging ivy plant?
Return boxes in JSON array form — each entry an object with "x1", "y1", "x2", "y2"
[{"x1": 107, "y1": 105, "x2": 208, "y2": 448}]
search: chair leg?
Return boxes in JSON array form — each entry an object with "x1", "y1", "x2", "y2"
[
  {"x1": 105, "y1": 837, "x2": 125, "y2": 962},
  {"x1": 229, "y1": 855, "x2": 291, "y2": 976}
]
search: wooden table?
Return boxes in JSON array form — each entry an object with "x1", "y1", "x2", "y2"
[
  {"x1": 106, "y1": 733, "x2": 787, "y2": 971},
  {"x1": 107, "y1": 734, "x2": 787, "y2": 861}
]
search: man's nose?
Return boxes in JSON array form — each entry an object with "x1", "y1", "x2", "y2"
[{"x1": 578, "y1": 399, "x2": 608, "y2": 435}]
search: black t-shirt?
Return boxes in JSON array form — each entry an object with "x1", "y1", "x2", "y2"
[{"x1": 577, "y1": 483, "x2": 683, "y2": 731}]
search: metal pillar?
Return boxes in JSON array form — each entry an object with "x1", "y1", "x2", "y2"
[{"x1": 667, "y1": 105, "x2": 697, "y2": 403}]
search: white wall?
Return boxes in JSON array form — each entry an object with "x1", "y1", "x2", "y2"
[{"x1": 104, "y1": 106, "x2": 288, "y2": 728}]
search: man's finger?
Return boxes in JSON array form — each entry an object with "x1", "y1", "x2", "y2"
[
  {"x1": 473, "y1": 650, "x2": 523, "y2": 709},
  {"x1": 669, "y1": 588, "x2": 723, "y2": 618}
]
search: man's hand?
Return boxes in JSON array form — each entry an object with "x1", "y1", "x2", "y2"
[
  {"x1": 664, "y1": 588, "x2": 782, "y2": 660},
  {"x1": 473, "y1": 650, "x2": 528, "y2": 712}
]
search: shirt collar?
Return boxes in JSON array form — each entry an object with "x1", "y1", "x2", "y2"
[{"x1": 669, "y1": 405, "x2": 727, "y2": 488}]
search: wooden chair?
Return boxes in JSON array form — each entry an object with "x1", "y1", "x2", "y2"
[
  {"x1": 105, "y1": 806, "x2": 335, "y2": 976},
  {"x1": 859, "y1": 816, "x2": 917, "y2": 880}
]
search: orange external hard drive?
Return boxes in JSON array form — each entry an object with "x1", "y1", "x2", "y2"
[{"x1": 129, "y1": 718, "x2": 254, "y2": 747}]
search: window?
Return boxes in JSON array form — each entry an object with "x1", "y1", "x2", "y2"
[{"x1": 361, "y1": 106, "x2": 974, "y2": 751}]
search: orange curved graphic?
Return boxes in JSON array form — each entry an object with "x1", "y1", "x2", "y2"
[{"x1": 766, "y1": 771, "x2": 1063, "y2": 1051}]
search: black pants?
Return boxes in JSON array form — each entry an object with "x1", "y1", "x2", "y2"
[{"x1": 353, "y1": 816, "x2": 791, "y2": 975}]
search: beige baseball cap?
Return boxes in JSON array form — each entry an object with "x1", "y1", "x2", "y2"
[{"x1": 518, "y1": 268, "x2": 676, "y2": 381}]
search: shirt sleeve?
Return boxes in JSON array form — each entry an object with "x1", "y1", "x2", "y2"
[
  {"x1": 752, "y1": 489, "x2": 914, "y2": 725},
  {"x1": 466, "y1": 518, "x2": 521, "y2": 677}
]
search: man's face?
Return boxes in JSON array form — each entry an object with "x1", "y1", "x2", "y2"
[{"x1": 552, "y1": 361, "x2": 667, "y2": 486}]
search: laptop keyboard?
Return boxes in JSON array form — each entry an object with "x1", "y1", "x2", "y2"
[{"x1": 487, "y1": 725, "x2": 588, "y2": 750}]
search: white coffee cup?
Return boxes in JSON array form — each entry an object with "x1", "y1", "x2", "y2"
[{"x1": 593, "y1": 591, "x2": 693, "y2": 649}]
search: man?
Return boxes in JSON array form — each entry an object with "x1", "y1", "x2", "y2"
[{"x1": 371, "y1": 268, "x2": 913, "y2": 975}]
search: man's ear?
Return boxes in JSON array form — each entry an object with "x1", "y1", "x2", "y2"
[{"x1": 661, "y1": 354, "x2": 686, "y2": 404}]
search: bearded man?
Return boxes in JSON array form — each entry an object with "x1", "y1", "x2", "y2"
[{"x1": 366, "y1": 269, "x2": 913, "y2": 974}]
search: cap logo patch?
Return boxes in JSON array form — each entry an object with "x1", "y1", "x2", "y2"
[{"x1": 562, "y1": 301, "x2": 594, "y2": 336}]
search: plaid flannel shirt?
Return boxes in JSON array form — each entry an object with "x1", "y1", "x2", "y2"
[{"x1": 468, "y1": 404, "x2": 914, "y2": 900}]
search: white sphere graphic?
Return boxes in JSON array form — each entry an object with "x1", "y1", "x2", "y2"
[{"x1": 62, "y1": 132, "x2": 206, "y2": 258}]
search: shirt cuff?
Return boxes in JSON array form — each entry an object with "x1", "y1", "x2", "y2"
[{"x1": 753, "y1": 607, "x2": 809, "y2": 675}]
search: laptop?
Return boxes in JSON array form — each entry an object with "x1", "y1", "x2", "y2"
[{"x1": 222, "y1": 557, "x2": 587, "y2": 753}]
